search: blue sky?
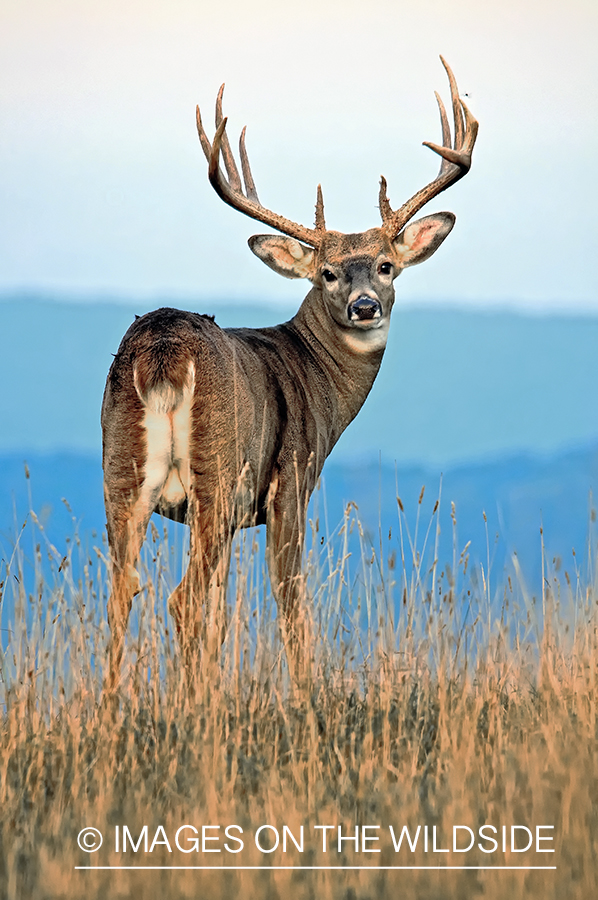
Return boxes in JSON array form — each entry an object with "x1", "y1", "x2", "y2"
[{"x1": 1, "y1": 0, "x2": 597, "y2": 311}]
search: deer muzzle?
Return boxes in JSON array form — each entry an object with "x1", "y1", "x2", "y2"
[{"x1": 348, "y1": 295, "x2": 382, "y2": 323}]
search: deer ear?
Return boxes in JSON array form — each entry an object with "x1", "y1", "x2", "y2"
[
  {"x1": 248, "y1": 235, "x2": 315, "y2": 279},
  {"x1": 392, "y1": 212, "x2": 456, "y2": 268}
]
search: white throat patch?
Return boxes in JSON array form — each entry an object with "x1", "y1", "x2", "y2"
[{"x1": 342, "y1": 320, "x2": 389, "y2": 354}]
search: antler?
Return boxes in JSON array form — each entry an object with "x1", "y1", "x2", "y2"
[
  {"x1": 196, "y1": 85, "x2": 326, "y2": 248},
  {"x1": 379, "y1": 56, "x2": 478, "y2": 239}
]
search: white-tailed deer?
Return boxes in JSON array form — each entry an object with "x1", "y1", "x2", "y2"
[{"x1": 102, "y1": 57, "x2": 477, "y2": 687}]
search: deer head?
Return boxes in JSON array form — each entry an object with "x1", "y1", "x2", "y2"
[{"x1": 196, "y1": 57, "x2": 478, "y2": 354}]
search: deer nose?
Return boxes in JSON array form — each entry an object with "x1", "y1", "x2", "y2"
[{"x1": 348, "y1": 296, "x2": 382, "y2": 322}]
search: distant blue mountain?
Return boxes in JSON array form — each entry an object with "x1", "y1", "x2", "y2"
[{"x1": 3, "y1": 296, "x2": 598, "y2": 465}]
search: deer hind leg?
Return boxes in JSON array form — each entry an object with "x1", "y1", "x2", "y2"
[
  {"x1": 104, "y1": 419, "x2": 173, "y2": 692},
  {"x1": 168, "y1": 493, "x2": 233, "y2": 674},
  {"x1": 105, "y1": 499, "x2": 152, "y2": 692}
]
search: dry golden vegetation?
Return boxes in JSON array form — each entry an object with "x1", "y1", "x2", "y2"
[{"x1": 0, "y1": 499, "x2": 597, "y2": 899}]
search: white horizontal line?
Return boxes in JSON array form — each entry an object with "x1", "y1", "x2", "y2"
[{"x1": 75, "y1": 866, "x2": 558, "y2": 871}]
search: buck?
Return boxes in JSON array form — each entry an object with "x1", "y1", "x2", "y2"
[{"x1": 102, "y1": 57, "x2": 477, "y2": 687}]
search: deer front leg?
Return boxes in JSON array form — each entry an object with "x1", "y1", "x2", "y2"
[{"x1": 265, "y1": 477, "x2": 311, "y2": 682}]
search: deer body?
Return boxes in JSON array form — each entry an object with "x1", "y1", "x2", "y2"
[
  {"x1": 102, "y1": 59, "x2": 477, "y2": 686},
  {"x1": 103, "y1": 294, "x2": 384, "y2": 540}
]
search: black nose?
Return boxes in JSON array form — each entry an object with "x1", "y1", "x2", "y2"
[{"x1": 348, "y1": 296, "x2": 382, "y2": 322}]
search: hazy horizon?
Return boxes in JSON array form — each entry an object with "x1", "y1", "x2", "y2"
[{"x1": 5, "y1": 288, "x2": 598, "y2": 318}]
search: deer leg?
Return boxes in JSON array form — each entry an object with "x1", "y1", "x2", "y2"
[
  {"x1": 168, "y1": 503, "x2": 233, "y2": 673},
  {"x1": 265, "y1": 484, "x2": 311, "y2": 682},
  {"x1": 104, "y1": 494, "x2": 155, "y2": 693},
  {"x1": 204, "y1": 534, "x2": 233, "y2": 662}
]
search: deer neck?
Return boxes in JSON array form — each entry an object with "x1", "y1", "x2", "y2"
[{"x1": 290, "y1": 287, "x2": 387, "y2": 435}]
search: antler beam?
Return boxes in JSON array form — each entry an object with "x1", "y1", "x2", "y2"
[
  {"x1": 379, "y1": 56, "x2": 479, "y2": 239},
  {"x1": 196, "y1": 86, "x2": 326, "y2": 248}
]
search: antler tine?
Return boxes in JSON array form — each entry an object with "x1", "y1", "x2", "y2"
[
  {"x1": 196, "y1": 103, "x2": 213, "y2": 164},
  {"x1": 315, "y1": 184, "x2": 326, "y2": 232},
  {"x1": 198, "y1": 88, "x2": 324, "y2": 248},
  {"x1": 378, "y1": 175, "x2": 393, "y2": 221},
  {"x1": 215, "y1": 85, "x2": 243, "y2": 192},
  {"x1": 457, "y1": 98, "x2": 478, "y2": 156},
  {"x1": 440, "y1": 55, "x2": 464, "y2": 148},
  {"x1": 433, "y1": 91, "x2": 452, "y2": 176},
  {"x1": 239, "y1": 126, "x2": 259, "y2": 204},
  {"x1": 380, "y1": 57, "x2": 478, "y2": 238}
]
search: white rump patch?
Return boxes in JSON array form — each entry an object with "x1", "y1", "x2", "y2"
[{"x1": 135, "y1": 361, "x2": 195, "y2": 514}]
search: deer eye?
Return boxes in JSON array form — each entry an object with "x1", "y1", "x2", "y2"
[
  {"x1": 378, "y1": 261, "x2": 393, "y2": 276},
  {"x1": 321, "y1": 269, "x2": 337, "y2": 284}
]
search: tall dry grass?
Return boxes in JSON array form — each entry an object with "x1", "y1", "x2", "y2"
[{"x1": 0, "y1": 497, "x2": 597, "y2": 899}]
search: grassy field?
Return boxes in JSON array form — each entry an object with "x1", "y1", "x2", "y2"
[{"x1": 0, "y1": 499, "x2": 597, "y2": 899}]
